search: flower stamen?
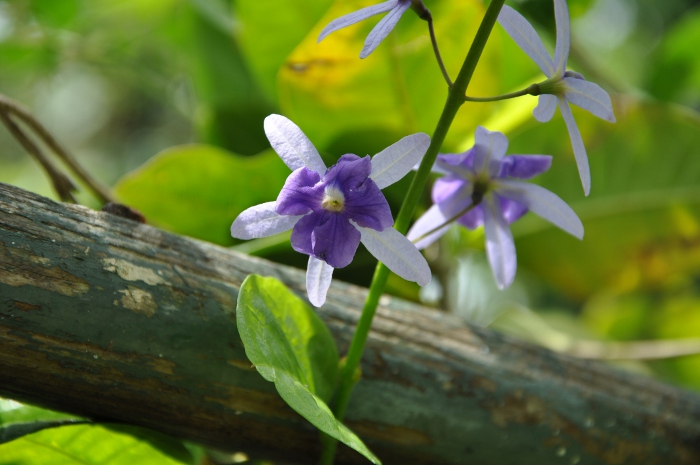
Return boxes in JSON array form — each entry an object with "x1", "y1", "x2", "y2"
[{"x1": 322, "y1": 185, "x2": 346, "y2": 212}]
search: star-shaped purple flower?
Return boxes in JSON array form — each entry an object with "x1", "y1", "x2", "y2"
[
  {"x1": 498, "y1": 0, "x2": 615, "y2": 196},
  {"x1": 318, "y1": 0, "x2": 412, "y2": 59},
  {"x1": 407, "y1": 126, "x2": 584, "y2": 289},
  {"x1": 232, "y1": 115, "x2": 431, "y2": 307}
]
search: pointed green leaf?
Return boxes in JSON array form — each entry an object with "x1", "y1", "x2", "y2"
[{"x1": 237, "y1": 275, "x2": 380, "y2": 464}]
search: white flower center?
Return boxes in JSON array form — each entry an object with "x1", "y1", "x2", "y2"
[{"x1": 322, "y1": 184, "x2": 345, "y2": 212}]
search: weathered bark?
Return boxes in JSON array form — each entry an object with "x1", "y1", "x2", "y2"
[{"x1": 0, "y1": 182, "x2": 699, "y2": 465}]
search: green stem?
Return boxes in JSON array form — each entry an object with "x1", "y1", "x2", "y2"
[
  {"x1": 427, "y1": 13, "x2": 453, "y2": 88},
  {"x1": 464, "y1": 83, "x2": 540, "y2": 102},
  {"x1": 319, "y1": 1, "x2": 507, "y2": 463}
]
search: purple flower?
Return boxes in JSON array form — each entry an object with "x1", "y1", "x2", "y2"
[
  {"x1": 231, "y1": 114, "x2": 431, "y2": 307},
  {"x1": 498, "y1": 0, "x2": 615, "y2": 196},
  {"x1": 318, "y1": 0, "x2": 412, "y2": 59},
  {"x1": 407, "y1": 127, "x2": 583, "y2": 289}
]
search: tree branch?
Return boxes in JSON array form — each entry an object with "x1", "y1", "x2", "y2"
[{"x1": 0, "y1": 182, "x2": 699, "y2": 464}]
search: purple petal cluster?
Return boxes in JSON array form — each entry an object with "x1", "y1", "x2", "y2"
[
  {"x1": 232, "y1": 115, "x2": 431, "y2": 307},
  {"x1": 430, "y1": 149, "x2": 551, "y2": 232},
  {"x1": 407, "y1": 127, "x2": 584, "y2": 289},
  {"x1": 278, "y1": 155, "x2": 393, "y2": 268}
]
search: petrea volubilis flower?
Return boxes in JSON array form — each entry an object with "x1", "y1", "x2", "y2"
[
  {"x1": 498, "y1": 0, "x2": 615, "y2": 196},
  {"x1": 407, "y1": 127, "x2": 583, "y2": 289},
  {"x1": 231, "y1": 115, "x2": 431, "y2": 307},
  {"x1": 318, "y1": 0, "x2": 412, "y2": 59}
]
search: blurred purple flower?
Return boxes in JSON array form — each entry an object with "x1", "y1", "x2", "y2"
[
  {"x1": 318, "y1": 0, "x2": 412, "y2": 58},
  {"x1": 407, "y1": 127, "x2": 583, "y2": 289},
  {"x1": 498, "y1": 0, "x2": 615, "y2": 196},
  {"x1": 231, "y1": 114, "x2": 431, "y2": 307}
]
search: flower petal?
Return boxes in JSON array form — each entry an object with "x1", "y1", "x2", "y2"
[
  {"x1": 231, "y1": 202, "x2": 302, "y2": 240},
  {"x1": 406, "y1": 204, "x2": 452, "y2": 250},
  {"x1": 533, "y1": 94, "x2": 557, "y2": 122},
  {"x1": 306, "y1": 256, "x2": 334, "y2": 307},
  {"x1": 553, "y1": 0, "x2": 571, "y2": 74},
  {"x1": 291, "y1": 212, "x2": 361, "y2": 268},
  {"x1": 360, "y1": 0, "x2": 411, "y2": 58},
  {"x1": 482, "y1": 195, "x2": 517, "y2": 290},
  {"x1": 413, "y1": 150, "x2": 472, "y2": 175},
  {"x1": 498, "y1": 5, "x2": 554, "y2": 77},
  {"x1": 558, "y1": 99, "x2": 591, "y2": 196},
  {"x1": 264, "y1": 114, "x2": 326, "y2": 174},
  {"x1": 276, "y1": 167, "x2": 323, "y2": 215},
  {"x1": 318, "y1": 0, "x2": 398, "y2": 43},
  {"x1": 499, "y1": 196, "x2": 529, "y2": 224},
  {"x1": 495, "y1": 179, "x2": 584, "y2": 239},
  {"x1": 344, "y1": 177, "x2": 394, "y2": 231},
  {"x1": 324, "y1": 154, "x2": 371, "y2": 189},
  {"x1": 354, "y1": 222, "x2": 431, "y2": 286},
  {"x1": 370, "y1": 133, "x2": 430, "y2": 189},
  {"x1": 473, "y1": 126, "x2": 509, "y2": 177},
  {"x1": 499, "y1": 155, "x2": 552, "y2": 179},
  {"x1": 564, "y1": 77, "x2": 616, "y2": 123},
  {"x1": 433, "y1": 178, "x2": 476, "y2": 221},
  {"x1": 457, "y1": 205, "x2": 484, "y2": 230}
]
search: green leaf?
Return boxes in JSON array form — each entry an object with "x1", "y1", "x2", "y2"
[
  {"x1": 0, "y1": 398, "x2": 79, "y2": 426},
  {"x1": 0, "y1": 424, "x2": 194, "y2": 465},
  {"x1": 648, "y1": 6, "x2": 700, "y2": 106},
  {"x1": 507, "y1": 97, "x2": 700, "y2": 299},
  {"x1": 234, "y1": 0, "x2": 335, "y2": 98},
  {"x1": 0, "y1": 420, "x2": 88, "y2": 445},
  {"x1": 113, "y1": 145, "x2": 290, "y2": 246},
  {"x1": 236, "y1": 275, "x2": 380, "y2": 464},
  {"x1": 29, "y1": 0, "x2": 81, "y2": 28},
  {"x1": 0, "y1": 399, "x2": 197, "y2": 463},
  {"x1": 185, "y1": 4, "x2": 273, "y2": 154}
]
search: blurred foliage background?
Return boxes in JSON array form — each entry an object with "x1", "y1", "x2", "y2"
[{"x1": 1, "y1": 0, "x2": 700, "y2": 459}]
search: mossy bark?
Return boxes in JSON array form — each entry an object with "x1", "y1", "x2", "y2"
[{"x1": 1, "y1": 183, "x2": 699, "y2": 464}]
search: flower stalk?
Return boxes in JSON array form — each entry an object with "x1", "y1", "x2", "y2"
[
  {"x1": 463, "y1": 83, "x2": 540, "y2": 102},
  {"x1": 426, "y1": 12, "x2": 453, "y2": 88},
  {"x1": 320, "y1": 0, "x2": 508, "y2": 462}
]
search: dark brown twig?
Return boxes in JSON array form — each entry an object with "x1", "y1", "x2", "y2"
[
  {"x1": 0, "y1": 111, "x2": 77, "y2": 203},
  {"x1": 0, "y1": 94, "x2": 115, "y2": 204}
]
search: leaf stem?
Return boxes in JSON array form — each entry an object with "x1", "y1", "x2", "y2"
[
  {"x1": 320, "y1": 0, "x2": 507, "y2": 462},
  {"x1": 464, "y1": 83, "x2": 540, "y2": 102}
]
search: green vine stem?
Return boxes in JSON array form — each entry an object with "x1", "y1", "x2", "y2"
[
  {"x1": 319, "y1": 0, "x2": 508, "y2": 463},
  {"x1": 464, "y1": 83, "x2": 540, "y2": 102}
]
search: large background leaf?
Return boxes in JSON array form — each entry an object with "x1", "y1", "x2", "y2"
[
  {"x1": 277, "y1": 0, "x2": 502, "y2": 150},
  {"x1": 114, "y1": 145, "x2": 290, "y2": 245},
  {"x1": 0, "y1": 398, "x2": 196, "y2": 464},
  {"x1": 0, "y1": 424, "x2": 194, "y2": 465},
  {"x1": 507, "y1": 97, "x2": 700, "y2": 299}
]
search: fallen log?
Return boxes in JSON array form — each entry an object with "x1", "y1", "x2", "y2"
[{"x1": 0, "y1": 182, "x2": 699, "y2": 465}]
